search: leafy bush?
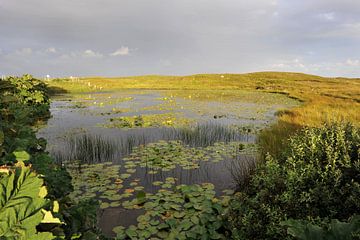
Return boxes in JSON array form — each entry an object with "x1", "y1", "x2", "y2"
[
  {"x1": 0, "y1": 75, "x2": 50, "y2": 165},
  {"x1": 225, "y1": 122, "x2": 360, "y2": 239},
  {"x1": 62, "y1": 199, "x2": 106, "y2": 240},
  {"x1": 4, "y1": 74, "x2": 49, "y2": 105}
]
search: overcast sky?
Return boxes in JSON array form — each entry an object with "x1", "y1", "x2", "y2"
[{"x1": 1, "y1": 0, "x2": 359, "y2": 78}]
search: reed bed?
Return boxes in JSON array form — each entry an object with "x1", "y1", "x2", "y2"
[{"x1": 51, "y1": 123, "x2": 252, "y2": 164}]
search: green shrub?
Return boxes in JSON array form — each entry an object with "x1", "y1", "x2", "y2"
[
  {"x1": 5, "y1": 74, "x2": 49, "y2": 105},
  {"x1": 1, "y1": 75, "x2": 103, "y2": 239},
  {"x1": 226, "y1": 122, "x2": 360, "y2": 239}
]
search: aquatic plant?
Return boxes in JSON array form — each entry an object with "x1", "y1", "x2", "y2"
[
  {"x1": 62, "y1": 138, "x2": 258, "y2": 222},
  {"x1": 106, "y1": 113, "x2": 194, "y2": 129},
  {"x1": 124, "y1": 140, "x2": 256, "y2": 174},
  {"x1": 65, "y1": 161, "x2": 131, "y2": 207},
  {"x1": 52, "y1": 122, "x2": 254, "y2": 166},
  {"x1": 114, "y1": 182, "x2": 231, "y2": 239}
]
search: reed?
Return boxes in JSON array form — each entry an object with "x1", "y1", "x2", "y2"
[
  {"x1": 228, "y1": 155, "x2": 257, "y2": 189},
  {"x1": 165, "y1": 123, "x2": 251, "y2": 147},
  {"x1": 53, "y1": 135, "x2": 116, "y2": 163}
]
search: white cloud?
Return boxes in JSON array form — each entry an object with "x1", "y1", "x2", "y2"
[
  {"x1": 15, "y1": 48, "x2": 32, "y2": 55},
  {"x1": 110, "y1": 46, "x2": 130, "y2": 56},
  {"x1": 159, "y1": 59, "x2": 172, "y2": 67},
  {"x1": 318, "y1": 12, "x2": 335, "y2": 21},
  {"x1": 45, "y1": 47, "x2": 57, "y2": 53},
  {"x1": 271, "y1": 63, "x2": 285, "y2": 68},
  {"x1": 58, "y1": 49, "x2": 103, "y2": 59},
  {"x1": 269, "y1": 58, "x2": 307, "y2": 70},
  {"x1": 345, "y1": 59, "x2": 360, "y2": 66},
  {"x1": 341, "y1": 22, "x2": 360, "y2": 35},
  {"x1": 82, "y1": 49, "x2": 103, "y2": 58},
  {"x1": 314, "y1": 22, "x2": 360, "y2": 39}
]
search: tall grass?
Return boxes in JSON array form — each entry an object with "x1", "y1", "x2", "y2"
[{"x1": 164, "y1": 123, "x2": 250, "y2": 147}]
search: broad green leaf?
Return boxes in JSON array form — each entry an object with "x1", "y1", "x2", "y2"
[
  {"x1": 13, "y1": 151, "x2": 30, "y2": 161},
  {"x1": 0, "y1": 165, "x2": 55, "y2": 239}
]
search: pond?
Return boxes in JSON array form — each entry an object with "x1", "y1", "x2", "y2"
[{"x1": 37, "y1": 89, "x2": 299, "y2": 238}]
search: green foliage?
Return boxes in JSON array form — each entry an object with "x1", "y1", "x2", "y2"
[
  {"x1": 281, "y1": 216, "x2": 360, "y2": 240},
  {"x1": 0, "y1": 162, "x2": 57, "y2": 240},
  {"x1": 225, "y1": 122, "x2": 360, "y2": 239}
]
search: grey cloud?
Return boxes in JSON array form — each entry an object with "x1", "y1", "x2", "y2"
[{"x1": 0, "y1": 0, "x2": 359, "y2": 77}]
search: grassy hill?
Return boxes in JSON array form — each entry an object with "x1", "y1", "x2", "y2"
[{"x1": 48, "y1": 71, "x2": 360, "y2": 125}]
